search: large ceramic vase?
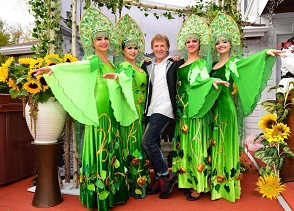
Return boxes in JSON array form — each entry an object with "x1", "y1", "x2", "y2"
[{"x1": 25, "y1": 97, "x2": 67, "y2": 144}]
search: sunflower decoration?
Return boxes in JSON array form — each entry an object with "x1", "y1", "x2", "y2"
[
  {"x1": 36, "y1": 75, "x2": 49, "y2": 91},
  {"x1": 254, "y1": 85, "x2": 294, "y2": 199},
  {"x1": 30, "y1": 58, "x2": 44, "y2": 69},
  {"x1": 44, "y1": 54, "x2": 63, "y2": 66},
  {"x1": 0, "y1": 57, "x2": 13, "y2": 82},
  {"x1": 256, "y1": 174, "x2": 285, "y2": 200},
  {"x1": 264, "y1": 123, "x2": 290, "y2": 143},
  {"x1": 0, "y1": 53, "x2": 79, "y2": 103},
  {"x1": 18, "y1": 57, "x2": 35, "y2": 66},
  {"x1": 63, "y1": 53, "x2": 79, "y2": 63},
  {"x1": 258, "y1": 113, "x2": 277, "y2": 132},
  {"x1": 23, "y1": 79, "x2": 42, "y2": 94}
]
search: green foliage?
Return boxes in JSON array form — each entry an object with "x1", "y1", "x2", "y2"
[
  {"x1": 0, "y1": 26, "x2": 10, "y2": 47},
  {"x1": 90, "y1": 0, "x2": 242, "y2": 27},
  {"x1": 261, "y1": 83, "x2": 294, "y2": 123},
  {"x1": 28, "y1": 0, "x2": 62, "y2": 57}
]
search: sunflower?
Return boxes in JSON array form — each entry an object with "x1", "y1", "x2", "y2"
[
  {"x1": 7, "y1": 78, "x2": 15, "y2": 87},
  {"x1": 18, "y1": 57, "x2": 34, "y2": 66},
  {"x1": 23, "y1": 79, "x2": 42, "y2": 94},
  {"x1": 256, "y1": 174, "x2": 285, "y2": 199},
  {"x1": 12, "y1": 85, "x2": 20, "y2": 92},
  {"x1": 30, "y1": 58, "x2": 44, "y2": 69},
  {"x1": 264, "y1": 123, "x2": 290, "y2": 143},
  {"x1": 0, "y1": 66, "x2": 9, "y2": 82},
  {"x1": 63, "y1": 53, "x2": 79, "y2": 63},
  {"x1": 231, "y1": 83, "x2": 238, "y2": 95},
  {"x1": 44, "y1": 54, "x2": 63, "y2": 66},
  {"x1": 3, "y1": 57, "x2": 14, "y2": 68},
  {"x1": 36, "y1": 75, "x2": 49, "y2": 91},
  {"x1": 258, "y1": 113, "x2": 277, "y2": 132}
]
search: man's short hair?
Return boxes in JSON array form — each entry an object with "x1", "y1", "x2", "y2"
[{"x1": 151, "y1": 34, "x2": 170, "y2": 50}]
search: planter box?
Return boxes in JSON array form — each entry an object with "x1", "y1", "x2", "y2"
[{"x1": 0, "y1": 94, "x2": 35, "y2": 185}]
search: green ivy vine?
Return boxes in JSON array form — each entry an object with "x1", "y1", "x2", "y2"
[
  {"x1": 28, "y1": 0, "x2": 63, "y2": 57},
  {"x1": 86, "y1": 0, "x2": 243, "y2": 38},
  {"x1": 28, "y1": 0, "x2": 243, "y2": 56}
]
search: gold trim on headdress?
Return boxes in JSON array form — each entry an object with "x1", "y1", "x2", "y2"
[
  {"x1": 209, "y1": 13, "x2": 242, "y2": 58},
  {"x1": 112, "y1": 14, "x2": 145, "y2": 65},
  {"x1": 177, "y1": 14, "x2": 209, "y2": 51},
  {"x1": 79, "y1": 8, "x2": 114, "y2": 57},
  {"x1": 112, "y1": 14, "x2": 145, "y2": 54}
]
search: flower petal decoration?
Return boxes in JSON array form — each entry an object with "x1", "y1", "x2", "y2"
[{"x1": 256, "y1": 174, "x2": 285, "y2": 199}]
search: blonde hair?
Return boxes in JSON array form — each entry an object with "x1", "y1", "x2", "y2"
[{"x1": 151, "y1": 34, "x2": 170, "y2": 50}]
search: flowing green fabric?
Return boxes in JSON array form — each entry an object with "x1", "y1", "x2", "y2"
[
  {"x1": 107, "y1": 63, "x2": 139, "y2": 126},
  {"x1": 108, "y1": 62, "x2": 150, "y2": 198},
  {"x1": 209, "y1": 50, "x2": 276, "y2": 202},
  {"x1": 44, "y1": 56, "x2": 128, "y2": 210},
  {"x1": 172, "y1": 59, "x2": 222, "y2": 194},
  {"x1": 231, "y1": 50, "x2": 275, "y2": 117},
  {"x1": 44, "y1": 59, "x2": 99, "y2": 126}
]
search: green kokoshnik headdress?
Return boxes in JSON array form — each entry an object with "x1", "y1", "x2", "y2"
[
  {"x1": 209, "y1": 13, "x2": 242, "y2": 62},
  {"x1": 111, "y1": 14, "x2": 145, "y2": 65},
  {"x1": 177, "y1": 14, "x2": 210, "y2": 64},
  {"x1": 79, "y1": 7, "x2": 115, "y2": 57}
]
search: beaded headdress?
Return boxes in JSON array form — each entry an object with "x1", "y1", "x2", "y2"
[
  {"x1": 79, "y1": 8, "x2": 115, "y2": 57},
  {"x1": 177, "y1": 14, "x2": 210, "y2": 67},
  {"x1": 111, "y1": 14, "x2": 145, "y2": 65},
  {"x1": 209, "y1": 13, "x2": 242, "y2": 61}
]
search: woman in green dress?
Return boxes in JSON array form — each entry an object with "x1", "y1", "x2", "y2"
[
  {"x1": 209, "y1": 13, "x2": 285, "y2": 203},
  {"x1": 172, "y1": 14, "x2": 230, "y2": 201},
  {"x1": 34, "y1": 8, "x2": 133, "y2": 210},
  {"x1": 104, "y1": 14, "x2": 150, "y2": 199}
]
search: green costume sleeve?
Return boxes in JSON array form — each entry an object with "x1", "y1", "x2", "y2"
[
  {"x1": 44, "y1": 58, "x2": 99, "y2": 126},
  {"x1": 107, "y1": 62, "x2": 138, "y2": 126},
  {"x1": 231, "y1": 49, "x2": 276, "y2": 117},
  {"x1": 188, "y1": 78, "x2": 223, "y2": 118},
  {"x1": 188, "y1": 59, "x2": 223, "y2": 118}
]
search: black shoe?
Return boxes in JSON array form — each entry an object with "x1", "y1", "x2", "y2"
[
  {"x1": 159, "y1": 173, "x2": 178, "y2": 199},
  {"x1": 146, "y1": 179, "x2": 162, "y2": 195},
  {"x1": 186, "y1": 195, "x2": 199, "y2": 201}
]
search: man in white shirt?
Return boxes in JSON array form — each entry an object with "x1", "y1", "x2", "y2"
[{"x1": 141, "y1": 34, "x2": 184, "y2": 199}]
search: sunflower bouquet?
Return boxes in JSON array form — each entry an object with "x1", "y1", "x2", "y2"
[
  {"x1": 254, "y1": 83, "x2": 294, "y2": 199},
  {"x1": 0, "y1": 53, "x2": 78, "y2": 115},
  {"x1": 0, "y1": 53, "x2": 78, "y2": 102}
]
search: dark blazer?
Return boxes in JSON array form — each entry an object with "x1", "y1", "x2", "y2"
[{"x1": 141, "y1": 57, "x2": 184, "y2": 119}]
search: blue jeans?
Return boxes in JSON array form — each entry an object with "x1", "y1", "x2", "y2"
[{"x1": 142, "y1": 113, "x2": 172, "y2": 179}]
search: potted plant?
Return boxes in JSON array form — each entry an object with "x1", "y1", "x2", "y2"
[
  {"x1": 0, "y1": 53, "x2": 78, "y2": 143},
  {"x1": 254, "y1": 82, "x2": 294, "y2": 199}
]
